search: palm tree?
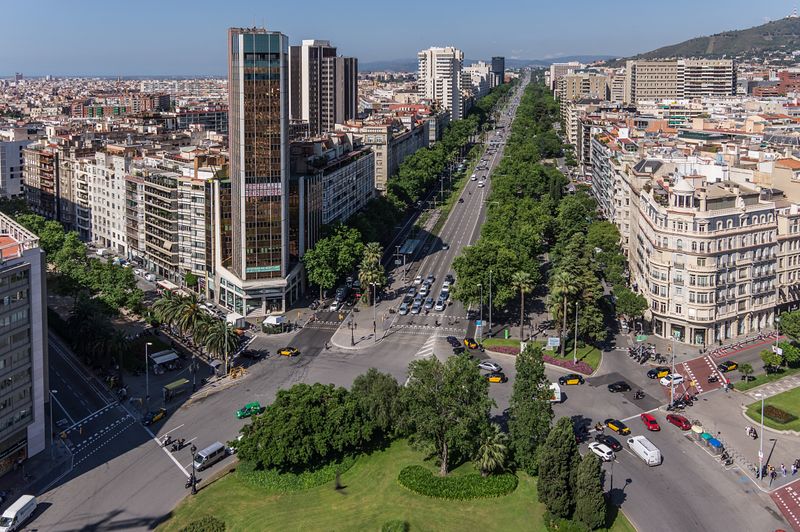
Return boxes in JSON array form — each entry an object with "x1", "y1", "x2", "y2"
[
  {"x1": 474, "y1": 424, "x2": 508, "y2": 477},
  {"x1": 200, "y1": 318, "x2": 239, "y2": 375},
  {"x1": 363, "y1": 242, "x2": 383, "y2": 265},
  {"x1": 175, "y1": 293, "x2": 205, "y2": 340},
  {"x1": 358, "y1": 245, "x2": 386, "y2": 305},
  {"x1": 511, "y1": 271, "x2": 534, "y2": 341},
  {"x1": 152, "y1": 291, "x2": 183, "y2": 328},
  {"x1": 550, "y1": 270, "x2": 579, "y2": 357}
]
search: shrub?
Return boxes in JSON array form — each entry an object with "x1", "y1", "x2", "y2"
[
  {"x1": 180, "y1": 516, "x2": 225, "y2": 532},
  {"x1": 542, "y1": 354, "x2": 593, "y2": 375},
  {"x1": 381, "y1": 520, "x2": 410, "y2": 532},
  {"x1": 397, "y1": 465, "x2": 518, "y2": 500},
  {"x1": 236, "y1": 456, "x2": 356, "y2": 492},
  {"x1": 543, "y1": 512, "x2": 589, "y2": 532},
  {"x1": 763, "y1": 405, "x2": 797, "y2": 424}
]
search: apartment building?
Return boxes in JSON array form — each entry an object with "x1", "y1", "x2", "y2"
[
  {"x1": 547, "y1": 61, "x2": 584, "y2": 91},
  {"x1": 417, "y1": 47, "x2": 464, "y2": 121},
  {"x1": 336, "y1": 118, "x2": 429, "y2": 192},
  {"x1": 463, "y1": 61, "x2": 492, "y2": 99},
  {"x1": 142, "y1": 172, "x2": 180, "y2": 282},
  {"x1": 0, "y1": 213, "x2": 47, "y2": 476},
  {"x1": 624, "y1": 59, "x2": 735, "y2": 104},
  {"x1": 0, "y1": 128, "x2": 37, "y2": 199},
  {"x1": 89, "y1": 149, "x2": 133, "y2": 255},
  {"x1": 556, "y1": 72, "x2": 609, "y2": 102}
]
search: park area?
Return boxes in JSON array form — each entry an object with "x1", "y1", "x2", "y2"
[
  {"x1": 746, "y1": 386, "x2": 800, "y2": 432},
  {"x1": 158, "y1": 440, "x2": 634, "y2": 532}
]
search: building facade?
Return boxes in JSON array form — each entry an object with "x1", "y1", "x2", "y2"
[
  {"x1": 624, "y1": 59, "x2": 735, "y2": 104},
  {"x1": 0, "y1": 213, "x2": 47, "y2": 477},
  {"x1": 490, "y1": 57, "x2": 505, "y2": 88},
  {"x1": 417, "y1": 47, "x2": 464, "y2": 121},
  {"x1": 0, "y1": 128, "x2": 36, "y2": 199}
]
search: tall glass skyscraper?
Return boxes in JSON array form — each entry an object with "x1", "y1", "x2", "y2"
[{"x1": 218, "y1": 27, "x2": 301, "y2": 315}]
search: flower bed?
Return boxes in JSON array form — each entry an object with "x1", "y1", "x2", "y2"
[
  {"x1": 484, "y1": 346, "x2": 594, "y2": 375},
  {"x1": 763, "y1": 405, "x2": 797, "y2": 424}
]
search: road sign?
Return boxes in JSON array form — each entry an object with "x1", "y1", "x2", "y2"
[
  {"x1": 475, "y1": 320, "x2": 483, "y2": 327},
  {"x1": 759, "y1": 451, "x2": 764, "y2": 459},
  {"x1": 773, "y1": 345, "x2": 784, "y2": 355},
  {"x1": 547, "y1": 337, "x2": 561, "y2": 348}
]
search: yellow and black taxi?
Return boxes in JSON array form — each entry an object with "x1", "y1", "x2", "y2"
[
  {"x1": 278, "y1": 346, "x2": 300, "y2": 357},
  {"x1": 558, "y1": 373, "x2": 585, "y2": 386},
  {"x1": 486, "y1": 371, "x2": 508, "y2": 383},
  {"x1": 717, "y1": 360, "x2": 738, "y2": 373},
  {"x1": 236, "y1": 402, "x2": 262, "y2": 419},
  {"x1": 647, "y1": 366, "x2": 670, "y2": 379},
  {"x1": 142, "y1": 407, "x2": 167, "y2": 426},
  {"x1": 604, "y1": 418, "x2": 631, "y2": 435},
  {"x1": 463, "y1": 338, "x2": 479, "y2": 350}
]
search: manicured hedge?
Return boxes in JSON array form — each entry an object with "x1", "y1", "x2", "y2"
[
  {"x1": 764, "y1": 405, "x2": 797, "y2": 424},
  {"x1": 397, "y1": 465, "x2": 518, "y2": 500},
  {"x1": 236, "y1": 456, "x2": 355, "y2": 493},
  {"x1": 180, "y1": 516, "x2": 225, "y2": 532}
]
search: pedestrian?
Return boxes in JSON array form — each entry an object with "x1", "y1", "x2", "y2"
[
  {"x1": 771, "y1": 469, "x2": 778, "y2": 485},
  {"x1": 782, "y1": 464, "x2": 787, "y2": 477},
  {"x1": 792, "y1": 463, "x2": 797, "y2": 476}
]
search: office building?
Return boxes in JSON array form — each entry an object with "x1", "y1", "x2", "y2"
[
  {"x1": 289, "y1": 40, "x2": 358, "y2": 136},
  {"x1": 216, "y1": 27, "x2": 299, "y2": 316},
  {"x1": 548, "y1": 61, "x2": 584, "y2": 90},
  {"x1": 0, "y1": 213, "x2": 47, "y2": 476},
  {"x1": 417, "y1": 47, "x2": 464, "y2": 120},
  {"x1": 491, "y1": 57, "x2": 505, "y2": 88}
]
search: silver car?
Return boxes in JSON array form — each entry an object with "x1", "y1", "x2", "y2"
[
  {"x1": 477, "y1": 360, "x2": 502, "y2": 372},
  {"x1": 398, "y1": 302, "x2": 410, "y2": 315}
]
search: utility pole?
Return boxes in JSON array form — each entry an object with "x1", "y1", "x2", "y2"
[
  {"x1": 670, "y1": 332, "x2": 676, "y2": 406},
  {"x1": 372, "y1": 283, "x2": 377, "y2": 342},
  {"x1": 488, "y1": 270, "x2": 493, "y2": 338}
]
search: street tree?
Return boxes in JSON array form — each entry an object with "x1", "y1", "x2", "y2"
[
  {"x1": 537, "y1": 416, "x2": 580, "y2": 518},
  {"x1": 511, "y1": 270, "x2": 535, "y2": 340},
  {"x1": 350, "y1": 368, "x2": 401, "y2": 441},
  {"x1": 175, "y1": 293, "x2": 206, "y2": 338},
  {"x1": 153, "y1": 291, "x2": 183, "y2": 328},
  {"x1": 550, "y1": 270, "x2": 579, "y2": 357},
  {"x1": 739, "y1": 363, "x2": 754, "y2": 381},
  {"x1": 400, "y1": 353, "x2": 494, "y2": 476},
  {"x1": 779, "y1": 341, "x2": 800, "y2": 366},
  {"x1": 302, "y1": 238, "x2": 338, "y2": 301},
  {"x1": 473, "y1": 423, "x2": 508, "y2": 477},
  {"x1": 778, "y1": 310, "x2": 800, "y2": 341},
  {"x1": 760, "y1": 349, "x2": 783, "y2": 370},
  {"x1": 508, "y1": 344, "x2": 554, "y2": 474},
  {"x1": 574, "y1": 453, "x2": 607, "y2": 530},
  {"x1": 199, "y1": 319, "x2": 239, "y2": 374},
  {"x1": 613, "y1": 287, "x2": 647, "y2": 321}
]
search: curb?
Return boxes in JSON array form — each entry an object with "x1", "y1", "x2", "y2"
[{"x1": 740, "y1": 402, "x2": 800, "y2": 437}]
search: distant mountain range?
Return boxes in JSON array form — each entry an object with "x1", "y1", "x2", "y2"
[
  {"x1": 607, "y1": 16, "x2": 800, "y2": 65},
  {"x1": 359, "y1": 55, "x2": 616, "y2": 73}
]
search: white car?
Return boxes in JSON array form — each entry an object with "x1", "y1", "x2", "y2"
[
  {"x1": 441, "y1": 281, "x2": 451, "y2": 292},
  {"x1": 660, "y1": 374, "x2": 685, "y2": 387},
  {"x1": 434, "y1": 299, "x2": 446, "y2": 311},
  {"x1": 478, "y1": 181, "x2": 485, "y2": 188},
  {"x1": 413, "y1": 275, "x2": 423, "y2": 285},
  {"x1": 478, "y1": 360, "x2": 502, "y2": 372},
  {"x1": 588, "y1": 442, "x2": 615, "y2": 462},
  {"x1": 470, "y1": 174, "x2": 477, "y2": 181}
]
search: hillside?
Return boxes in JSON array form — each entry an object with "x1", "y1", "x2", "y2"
[{"x1": 612, "y1": 16, "x2": 800, "y2": 64}]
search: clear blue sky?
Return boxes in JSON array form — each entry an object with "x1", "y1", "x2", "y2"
[{"x1": 2, "y1": 0, "x2": 798, "y2": 75}]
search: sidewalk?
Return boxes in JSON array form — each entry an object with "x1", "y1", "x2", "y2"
[
  {"x1": 744, "y1": 373, "x2": 800, "y2": 401},
  {"x1": 0, "y1": 435, "x2": 72, "y2": 502}
]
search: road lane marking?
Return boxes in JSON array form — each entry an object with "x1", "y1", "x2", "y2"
[
  {"x1": 50, "y1": 390, "x2": 76, "y2": 424},
  {"x1": 163, "y1": 424, "x2": 185, "y2": 436}
]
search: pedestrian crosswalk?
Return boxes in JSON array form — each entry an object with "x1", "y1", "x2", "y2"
[{"x1": 415, "y1": 335, "x2": 438, "y2": 359}]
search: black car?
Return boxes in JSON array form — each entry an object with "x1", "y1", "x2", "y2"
[
  {"x1": 239, "y1": 349, "x2": 265, "y2": 360},
  {"x1": 607, "y1": 381, "x2": 631, "y2": 393},
  {"x1": 445, "y1": 274, "x2": 455, "y2": 284},
  {"x1": 452, "y1": 346, "x2": 466, "y2": 355},
  {"x1": 594, "y1": 433, "x2": 623, "y2": 452},
  {"x1": 446, "y1": 336, "x2": 461, "y2": 347}
]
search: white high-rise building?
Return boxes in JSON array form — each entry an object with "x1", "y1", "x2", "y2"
[
  {"x1": 0, "y1": 128, "x2": 36, "y2": 199},
  {"x1": 417, "y1": 46, "x2": 464, "y2": 120}
]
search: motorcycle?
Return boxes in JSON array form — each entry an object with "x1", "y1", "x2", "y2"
[
  {"x1": 708, "y1": 375, "x2": 719, "y2": 383},
  {"x1": 633, "y1": 390, "x2": 645, "y2": 400},
  {"x1": 162, "y1": 435, "x2": 173, "y2": 447},
  {"x1": 185, "y1": 474, "x2": 196, "y2": 489}
]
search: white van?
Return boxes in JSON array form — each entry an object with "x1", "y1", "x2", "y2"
[
  {"x1": 0, "y1": 495, "x2": 37, "y2": 532},
  {"x1": 627, "y1": 435, "x2": 662, "y2": 466},
  {"x1": 193, "y1": 441, "x2": 227, "y2": 471}
]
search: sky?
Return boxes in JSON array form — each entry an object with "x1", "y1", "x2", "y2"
[{"x1": 2, "y1": 0, "x2": 799, "y2": 76}]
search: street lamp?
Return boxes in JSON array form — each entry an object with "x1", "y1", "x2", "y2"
[
  {"x1": 775, "y1": 315, "x2": 781, "y2": 351},
  {"x1": 190, "y1": 444, "x2": 198, "y2": 494},
  {"x1": 478, "y1": 283, "x2": 483, "y2": 343},
  {"x1": 756, "y1": 392, "x2": 765, "y2": 479},
  {"x1": 573, "y1": 302, "x2": 579, "y2": 365},
  {"x1": 371, "y1": 282, "x2": 378, "y2": 343},
  {"x1": 488, "y1": 270, "x2": 493, "y2": 339},
  {"x1": 349, "y1": 319, "x2": 356, "y2": 346},
  {"x1": 49, "y1": 389, "x2": 58, "y2": 459},
  {"x1": 145, "y1": 342, "x2": 153, "y2": 410}
]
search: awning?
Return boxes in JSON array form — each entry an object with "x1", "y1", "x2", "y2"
[
  {"x1": 263, "y1": 315, "x2": 285, "y2": 325},
  {"x1": 150, "y1": 351, "x2": 179, "y2": 365}
]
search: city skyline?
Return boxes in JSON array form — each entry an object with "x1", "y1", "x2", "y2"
[{"x1": 1, "y1": 0, "x2": 798, "y2": 76}]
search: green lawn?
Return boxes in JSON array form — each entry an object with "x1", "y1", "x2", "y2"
[
  {"x1": 158, "y1": 440, "x2": 634, "y2": 532},
  {"x1": 735, "y1": 365, "x2": 800, "y2": 391},
  {"x1": 746, "y1": 386, "x2": 800, "y2": 432},
  {"x1": 482, "y1": 339, "x2": 602, "y2": 372}
]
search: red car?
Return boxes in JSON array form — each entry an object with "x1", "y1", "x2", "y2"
[
  {"x1": 666, "y1": 413, "x2": 692, "y2": 430},
  {"x1": 640, "y1": 413, "x2": 661, "y2": 431}
]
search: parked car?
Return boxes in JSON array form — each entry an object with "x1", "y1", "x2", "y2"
[
  {"x1": 594, "y1": 433, "x2": 622, "y2": 452},
  {"x1": 717, "y1": 361, "x2": 738, "y2": 373},
  {"x1": 463, "y1": 338, "x2": 479, "y2": 349},
  {"x1": 419, "y1": 284, "x2": 429, "y2": 296},
  {"x1": 406, "y1": 287, "x2": 416, "y2": 297},
  {"x1": 424, "y1": 297, "x2": 434, "y2": 310},
  {"x1": 486, "y1": 371, "x2": 507, "y2": 383},
  {"x1": 666, "y1": 414, "x2": 692, "y2": 430},
  {"x1": 478, "y1": 360, "x2": 502, "y2": 372},
  {"x1": 142, "y1": 408, "x2": 167, "y2": 426},
  {"x1": 236, "y1": 402, "x2": 262, "y2": 419},
  {"x1": 445, "y1": 274, "x2": 455, "y2": 284},
  {"x1": 410, "y1": 302, "x2": 422, "y2": 314},
  {"x1": 414, "y1": 275, "x2": 423, "y2": 285},
  {"x1": 647, "y1": 367, "x2": 670, "y2": 379},
  {"x1": 607, "y1": 381, "x2": 631, "y2": 393},
  {"x1": 660, "y1": 374, "x2": 684, "y2": 387},
  {"x1": 442, "y1": 281, "x2": 451, "y2": 292},
  {"x1": 604, "y1": 418, "x2": 631, "y2": 435},
  {"x1": 640, "y1": 413, "x2": 661, "y2": 431},
  {"x1": 426, "y1": 274, "x2": 435, "y2": 284},
  {"x1": 588, "y1": 442, "x2": 615, "y2": 462},
  {"x1": 434, "y1": 299, "x2": 446, "y2": 311},
  {"x1": 446, "y1": 336, "x2": 461, "y2": 347},
  {"x1": 398, "y1": 302, "x2": 410, "y2": 315},
  {"x1": 558, "y1": 374, "x2": 585, "y2": 386},
  {"x1": 277, "y1": 347, "x2": 299, "y2": 357}
]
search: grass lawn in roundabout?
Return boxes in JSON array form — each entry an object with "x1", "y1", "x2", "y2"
[{"x1": 159, "y1": 440, "x2": 634, "y2": 532}]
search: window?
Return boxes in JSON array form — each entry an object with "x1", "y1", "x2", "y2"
[
  {"x1": 697, "y1": 257, "x2": 706, "y2": 267},
  {"x1": 675, "y1": 304, "x2": 682, "y2": 314}
]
